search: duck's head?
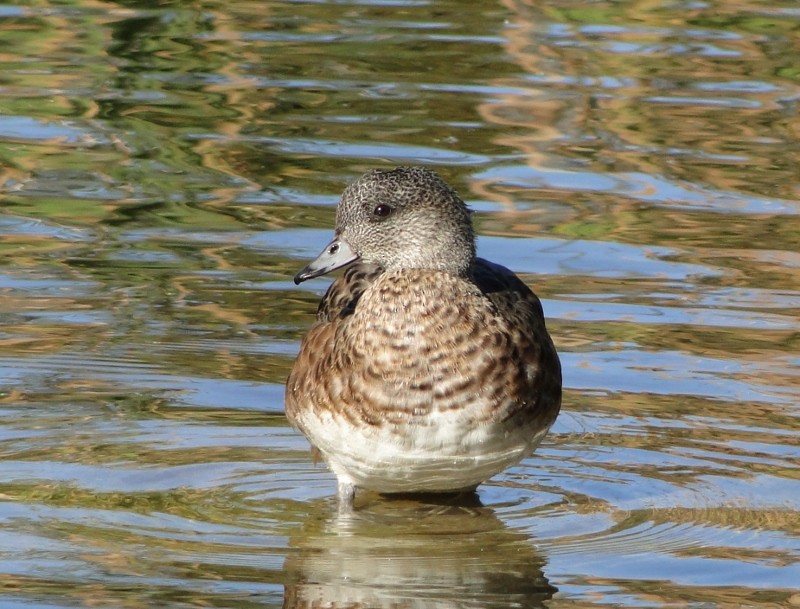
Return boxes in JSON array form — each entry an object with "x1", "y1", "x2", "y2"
[{"x1": 294, "y1": 167, "x2": 475, "y2": 284}]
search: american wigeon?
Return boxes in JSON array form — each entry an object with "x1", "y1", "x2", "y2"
[{"x1": 286, "y1": 167, "x2": 561, "y2": 511}]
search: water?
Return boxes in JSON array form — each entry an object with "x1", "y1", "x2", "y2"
[{"x1": 1, "y1": 1, "x2": 799, "y2": 607}]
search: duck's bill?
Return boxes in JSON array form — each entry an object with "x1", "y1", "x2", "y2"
[{"x1": 294, "y1": 237, "x2": 359, "y2": 284}]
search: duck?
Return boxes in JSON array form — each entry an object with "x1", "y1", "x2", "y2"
[{"x1": 285, "y1": 167, "x2": 561, "y2": 511}]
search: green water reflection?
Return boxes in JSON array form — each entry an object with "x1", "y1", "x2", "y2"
[{"x1": 0, "y1": 0, "x2": 798, "y2": 608}]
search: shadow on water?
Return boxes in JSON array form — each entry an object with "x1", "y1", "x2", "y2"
[{"x1": 283, "y1": 495, "x2": 556, "y2": 609}]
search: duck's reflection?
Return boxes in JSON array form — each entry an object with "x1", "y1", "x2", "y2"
[{"x1": 283, "y1": 493, "x2": 555, "y2": 609}]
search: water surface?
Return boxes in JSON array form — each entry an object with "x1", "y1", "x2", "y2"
[{"x1": 1, "y1": 1, "x2": 799, "y2": 607}]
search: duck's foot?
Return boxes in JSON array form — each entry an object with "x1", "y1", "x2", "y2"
[{"x1": 336, "y1": 481, "x2": 356, "y2": 515}]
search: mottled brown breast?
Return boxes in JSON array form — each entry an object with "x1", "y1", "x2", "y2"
[{"x1": 285, "y1": 259, "x2": 561, "y2": 438}]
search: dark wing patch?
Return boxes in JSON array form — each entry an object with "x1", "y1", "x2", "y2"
[
  {"x1": 471, "y1": 257, "x2": 562, "y2": 423},
  {"x1": 316, "y1": 262, "x2": 385, "y2": 322},
  {"x1": 471, "y1": 258, "x2": 545, "y2": 324}
]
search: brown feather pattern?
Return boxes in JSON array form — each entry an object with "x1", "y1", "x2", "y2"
[
  {"x1": 286, "y1": 261, "x2": 561, "y2": 469},
  {"x1": 284, "y1": 167, "x2": 561, "y2": 501}
]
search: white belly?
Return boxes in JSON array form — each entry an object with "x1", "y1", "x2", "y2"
[{"x1": 300, "y1": 407, "x2": 550, "y2": 493}]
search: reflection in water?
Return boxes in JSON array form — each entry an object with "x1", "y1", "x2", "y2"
[{"x1": 283, "y1": 497, "x2": 555, "y2": 609}]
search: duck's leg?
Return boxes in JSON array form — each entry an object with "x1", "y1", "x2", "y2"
[{"x1": 336, "y1": 481, "x2": 356, "y2": 514}]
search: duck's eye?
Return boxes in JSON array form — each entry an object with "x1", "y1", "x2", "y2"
[{"x1": 373, "y1": 204, "x2": 393, "y2": 218}]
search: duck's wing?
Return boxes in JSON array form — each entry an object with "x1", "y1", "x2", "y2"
[
  {"x1": 471, "y1": 257, "x2": 562, "y2": 417},
  {"x1": 316, "y1": 262, "x2": 385, "y2": 322},
  {"x1": 471, "y1": 258, "x2": 546, "y2": 323}
]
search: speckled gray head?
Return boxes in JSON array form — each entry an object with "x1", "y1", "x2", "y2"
[{"x1": 294, "y1": 167, "x2": 476, "y2": 284}]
